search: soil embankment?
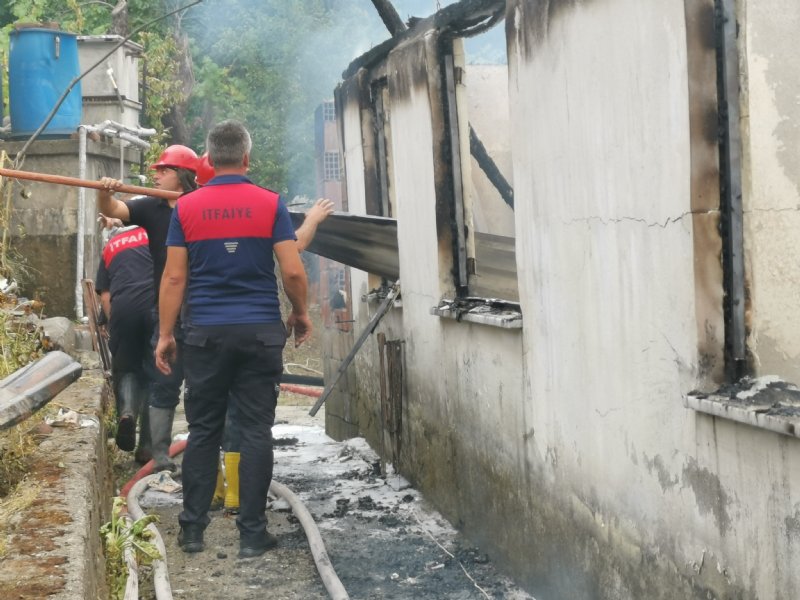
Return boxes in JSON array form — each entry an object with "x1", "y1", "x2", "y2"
[{"x1": 0, "y1": 371, "x2": 111, "y2": 600}]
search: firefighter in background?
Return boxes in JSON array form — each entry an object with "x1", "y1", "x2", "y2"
[
  {"x1": 195, "y1": 152, "x2": 335, "y2": 515},
  {"x1": 95, "y1": 215, "x2": 154, "y2": 462},
  {"x1": 97, "y1": 145, "x2": 198, "y2": 473}
]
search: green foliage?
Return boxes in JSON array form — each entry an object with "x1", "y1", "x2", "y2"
[
  {"x1": 100, "y1": 496, "x2": 161, "y2": 600},
  {"x1": 0, "y1": 1, "x2": 189, "y2": 178},
  {"x1": 183, "y1": 0, "x2": 379, "y2": 196},
  {"x1": 137, "y1": 30, "x2": 184, "y2": 168},
  {"x1": 0, "y1": 0, "x2": 389, "y2": 195},
  {"x1": 0, "y1": 308, "x2": 44, "y2": 376}
]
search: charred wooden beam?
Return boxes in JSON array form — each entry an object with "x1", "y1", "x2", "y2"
[
  {"x1": 344, "y1": 0, "x2": 505, "y2": 79},
  {"x1": 370, "y1": 0, "x2": 408, "y2": 36},
  {"x1": 309, "y1": 282, "x2": 401, "y2": 417},
  {"x1": 469, "y1": 124, "x2": 514, "y2": 209}
]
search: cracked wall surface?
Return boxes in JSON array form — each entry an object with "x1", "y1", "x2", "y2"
[
  {"x1": 330, "y1": 0, "x2": 800, "y2": 598},
  {"x1": 739, "y1": 0, "x2": 800, "y2": 380}
]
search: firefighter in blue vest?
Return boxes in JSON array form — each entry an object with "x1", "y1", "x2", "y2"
[
  {"x1": 195, "y1": 152, "x2": 333, "y2": 517},
  {"x1": 95, "y1": 216, "x2": 154, "y2": 460},
  {"x1": 156, "y1": 120, "x2": 311, "y2": 557}
]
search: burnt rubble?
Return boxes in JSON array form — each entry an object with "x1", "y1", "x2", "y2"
[{"x1": 686, "y1": 376, "x2": 800, "y2": 436}]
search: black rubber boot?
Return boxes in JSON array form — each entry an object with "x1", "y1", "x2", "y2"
[
  {"x1": 134, "y1": 400, "x2": 152, "y2": 465},
  {"x1": 114, "y1": 373, "x2": 140, "y2": 452},
  {"x1": 239, "y1": 531, "x2": 278, "y2": 558},
  {"x1": 149, "y1": 406, "x2": 177, "y2": 473},
  {"x1": 178, "y1": 524, "x2": 205, "y2": 553}
]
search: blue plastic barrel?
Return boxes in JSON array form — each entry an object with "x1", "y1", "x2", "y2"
[{"x1": 9, "y1": 27, "x2": 82, "y2": 137}]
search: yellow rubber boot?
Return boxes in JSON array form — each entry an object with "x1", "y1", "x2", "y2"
[
  {"x1": 211, "y1": 457, "x2": 225, "y2": 511},
  {"x1": 223, "y1": 452, "x2": 240, "y2": 514}
]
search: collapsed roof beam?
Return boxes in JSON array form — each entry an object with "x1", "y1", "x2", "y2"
[
  {"x1": 345, "y1": 0, "x2": 505, "y2": 78},
  {"x1": 469, "y1": 124, "x2": 514, "y2": 209},
  {"x1": 370, "y1": 0, "x2": 408, "y2": 36}
]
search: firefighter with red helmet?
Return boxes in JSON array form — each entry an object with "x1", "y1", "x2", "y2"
[
  {"x1": 195, "y1": 152, "x2": 215, "y2": 187},
  {"x1": 97, "y1": 144, "x2": 198, "y2": 471}
]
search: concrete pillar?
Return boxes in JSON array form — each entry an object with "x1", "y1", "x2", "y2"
[{"x1": 3, "y1": 138, "x2": 141, "y2": 317}]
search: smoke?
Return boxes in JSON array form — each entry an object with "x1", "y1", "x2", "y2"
[{"x1": 185, "y1": 0, "x2": 503, "y2": 195}]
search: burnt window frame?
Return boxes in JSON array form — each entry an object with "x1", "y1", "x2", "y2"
[
  {"x1": 438, "y1": 29, "x2": 521, "y2": 311},
  {"x1": 370, "y1": 77, "x2": 392, "y2": 219}
]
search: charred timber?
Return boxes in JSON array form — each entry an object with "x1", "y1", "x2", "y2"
[
  {"x1": 469, "y1": 124, "x2": 514, "y2": 209},
  {"x1": 370, "y1": 0, "x2": 408, "y2": 36},
  {"x1": 343, "y1": 0, "x2": 505, "y2": 79}
]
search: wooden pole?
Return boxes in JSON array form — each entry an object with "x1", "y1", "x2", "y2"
[
  {"x1": 0, "y1": 167, "x2": 180, "y2": 200},
  {"x1": 370, "y1": 0, "x2": 408, "y2": 36}
]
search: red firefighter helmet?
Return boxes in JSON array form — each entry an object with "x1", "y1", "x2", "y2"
[
  {"x1": 150, "y1": 145, "x2": 198, "y2": 172},
  {"x1": 194, "y1": 152, "x2": 215, "y2": 186}
]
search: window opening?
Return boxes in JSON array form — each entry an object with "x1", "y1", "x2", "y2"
[
  {"x1": 323, "y1": 151, "x2": 342, "y2": 181},
  {"x1": 371, "y1": 79, "x2": 393, "y2": 218},
  {"x1": 443, "y1": 11, "x2": 518, "y2": 303},
  {"x1": 322, "y1": 100, "x2": 336, "y2": 122}
]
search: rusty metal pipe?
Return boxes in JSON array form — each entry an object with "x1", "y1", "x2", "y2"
[{"x1": 0, "y1": 167, "x2": 179, "y2": 200}]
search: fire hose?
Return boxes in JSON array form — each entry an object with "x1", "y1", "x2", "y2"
[
  {"x1": 123, "y1": 441, "x2": 349, "y2": 600},
  {"x1": 126, "y1": 475, "x2": 173, "y2": 600},
  {"x1": 120, "y1": 385, "x2": 348, "y2": 600}
]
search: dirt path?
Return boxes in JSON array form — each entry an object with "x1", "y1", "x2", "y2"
[{"x1": 130, "y1": 403, "x2": 535, "y2": 600}]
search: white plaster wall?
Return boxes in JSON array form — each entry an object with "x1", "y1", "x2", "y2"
[
  {"x1": 509, "y1": 0, "x2": 702, "y2": 580},
  {"x1": 740, "y1": 0, "x2": 800, "y2": 379},
  {"x1": 507, "y1": 0, "x2": 800, "y2": 595},
  {"x1": 510, "y1": 0, "x2": 697, "y2": 496},
  {"x1": 383, "y1": 36, "x2": 463, "y2": 395},
  {"x1": 340, "y1": 94, "x2": 372, "y2": 320},
  {"x1": 383, "y1": 36, "x2": 527, "y2": 497},
  {"x1": 387, "y1": 63, "x2": 441, "y2": 307}
]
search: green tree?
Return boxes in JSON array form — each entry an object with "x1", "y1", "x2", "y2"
[
  {"x1": 182, "y1": 0, "x2": 379, "y2": 196},
  {"x1": 0, "y1": 0, "x2": 192, "y2": 165},
  {"x1": 1, "y1": 0, "x2": 389, "y2": 195}
]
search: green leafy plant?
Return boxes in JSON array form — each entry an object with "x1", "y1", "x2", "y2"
[{"x1": 100, "y1": 496, "x2": 162, "y2": 600}]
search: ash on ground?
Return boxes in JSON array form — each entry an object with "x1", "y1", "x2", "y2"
[{"x1": 136, "y1": 406, "x2": 535, "y2": 600}]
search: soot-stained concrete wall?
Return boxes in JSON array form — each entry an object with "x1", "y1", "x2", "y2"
[{"x1": 333, "y1": 1, "x2": 800, "y2": 598}]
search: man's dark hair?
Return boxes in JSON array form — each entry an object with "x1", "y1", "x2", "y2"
[
  {"x1": 176, "y1": 168, "x2": 198, "y2": 193},
  {"x1": 207, "y1": 120, "x2": 252, "y2": 168}
]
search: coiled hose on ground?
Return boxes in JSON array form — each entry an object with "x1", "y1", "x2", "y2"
[
  {"x1": 119, "y1": 402, "x2": 349, "y2": 599},
  {"x1": 126, "y1": 475, "x2": 173, "y2": 600}
]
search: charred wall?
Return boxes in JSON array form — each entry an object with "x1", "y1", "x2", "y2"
[
  {"x1": 684, "y1": 0, "x2": 726, "y2": 384},
  {"x1": 331, "y1": 0, "x2": 800, "y2": 598}
]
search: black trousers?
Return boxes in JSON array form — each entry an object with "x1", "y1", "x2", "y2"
[
  {"x1": 178, "y1": 322, "x2": 285, "y2": 538},
  {"x1": 109, "y1": 307, "x2": 152, "y2": 375},
  {"x1": 146, "y1": 307, "x2": 184, "y2": 409}
]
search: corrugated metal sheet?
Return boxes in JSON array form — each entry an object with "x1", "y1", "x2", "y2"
[{"x1": 290, "y1": 210, "x2": 399, "y2": 280}]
